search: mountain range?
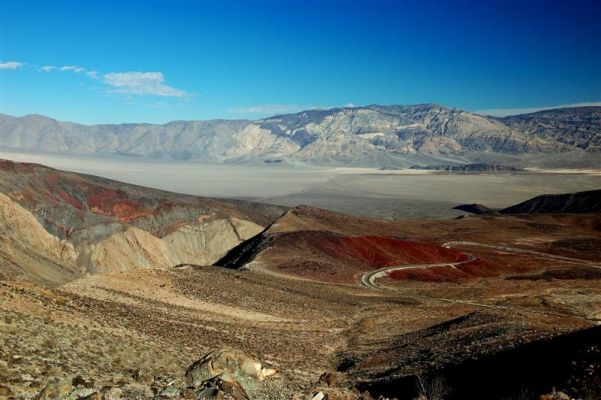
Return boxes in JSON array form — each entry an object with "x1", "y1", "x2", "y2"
[{"x1": 1, "y1": 104, "x2": 600, "y2": 168}]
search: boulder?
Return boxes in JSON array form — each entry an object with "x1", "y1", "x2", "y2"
[{"x1": 185, "y1": 347, "x2": 277, "y2": 392}]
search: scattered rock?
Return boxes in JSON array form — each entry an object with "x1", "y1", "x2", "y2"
[
  {"x1": 129, "y1": 369, "x2": 142, "y2": 381},
  {"x1": 72, "y1": 376, "x2": 94, "y2": 389},
  {"x1": 101, "y1": 387, "x2": 122, "y2": 400},
  {"x1": 310, "y1": 392, "x2": 325, "y2": 400},
  {"x1": 194, "y1": 376, "x2": 250, "y2": 400},
  {"x1": 21, "y1": 373, "x2": 34, "y2": 382},
  {"x1": 74, "y1": 388, "x2": 98, "y2": 398},
  {"x1": 0, "y1": 385, "x2": 14, "y2": 396},
  {"x1": 158, "y1": 386, "x2": 181, "y2": 398},
  {"x1": 318, "y1": 372, "x2": 340, "y2": 387},
  {"x1": 36, "y1": 381, "x2": 74, "y2": 400},
  {"x1": 78, "y1": 392, "x2": 101, "y2": 400}
]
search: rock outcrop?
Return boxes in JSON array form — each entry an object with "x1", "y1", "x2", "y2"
[{"x1": 185, "y1": 347, "x2": 277, "y2": 392}]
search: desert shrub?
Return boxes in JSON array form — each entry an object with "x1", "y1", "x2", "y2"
[{"x1": 415, "y1": 374, "x2": 450, "y2": 400}]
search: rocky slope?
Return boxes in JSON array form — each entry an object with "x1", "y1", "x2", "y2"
[
  {"x1": 1, "y1": 105, "x2": 599, "y2": 167},
  {"x1": 501, "y1": 189, "x2": 601, "y2": 214},
  {"x1": 498, "y1": 106, "x2": 601, "y2": 152},
  {"x1": 454, "y1": 189, "x2": 601, "y2": 215},
  {"x1": 0, "y1": 159, "x2": 286, "y2": 285},
  {"x1": 0, "y1": 192, "x2": 79, "y2": 286}
]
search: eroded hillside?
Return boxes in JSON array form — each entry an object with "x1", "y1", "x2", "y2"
[{"x1": 0, "y1": 159, "x2": 286, "y2": 285}]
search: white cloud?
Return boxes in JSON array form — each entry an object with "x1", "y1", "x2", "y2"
[
  {"x1": 231, "y1": 103, "x2": 358, "y2": 116},
  {"x1": 0, "y1": 61, "x2": 24, "y2": 70},
  {"x1": 476, "y1": 101, "x2": 601, "y2": 117},
  {"x1": 31, "y1": 62, "x2": 189, "y2": 98},
  {"x1": 103, "y1": 72, "x2": 189, "y2": 97},
  {"x1": 59, "y1": 65, "x2": 80, "y2": 71},
  {"x1": 231, "y1": 104, "x2": 308, "y2": 115}
]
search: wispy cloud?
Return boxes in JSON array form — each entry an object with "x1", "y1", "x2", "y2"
[
  {"x1": 0, "y1": 61, "x2": 24, "y2": 70},
  {"x1": 231, "y1": 102, "x2": 358, "y2": 116},
  {"x1": 231, "y1": 104, "x2": 310, "y2": 115},
  {"x1": 29, "y1": 61, "x2": 189, "y2": 97},
  {"x1": 59, "y1": 65, "x2": 82, "y2": 72},
  {"x1": 103, "y1": 72, "x2": 189, "y2": 97},
  {"x1": 476, "y1": 101, "x2": 601, "y2": 117},
  {"x1": 42, "y1": 64, "x2": 96, "y2": 78}
]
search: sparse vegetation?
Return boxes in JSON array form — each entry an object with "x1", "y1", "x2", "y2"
[{"x1": 415, "y1": 375, "x2": 450, "y2": 400}]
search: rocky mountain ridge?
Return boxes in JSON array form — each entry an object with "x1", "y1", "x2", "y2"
[
  {"x1": 454, "y1": 189, "x2": 601, "y2": 215},
  {"x1": 1, "y1": 104, "x2": 599, "y2": 167},
  {"x1": 501, "y1": 189, "x2": 601, "y2": 214}
]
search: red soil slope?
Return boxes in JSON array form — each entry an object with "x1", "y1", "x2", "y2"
[
  {"x1": 317, "y1": 236, "x2": 468, "y2": 268},
  {"x1": 256, "y1": 231, "x2": 471, "y2": 283}
]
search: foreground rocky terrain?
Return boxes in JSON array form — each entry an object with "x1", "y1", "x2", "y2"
[
  {"x1": 1, "y1": 160, "x2": 600, "y2": 399},
  {"x1": 1, "y1": 105, "x2": 599, "y2": 168}
]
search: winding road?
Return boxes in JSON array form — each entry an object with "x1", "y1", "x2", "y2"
[
  {"x1": 360, "y1": 253, "x2": 476, "y2": 290},
  {"x1": 360, "y1": 241, "x2": 601, "y2": 322},
  {"x1": 361, "y1": 240, "x2": 601, "y2": 291},
  {"x1": 442, "y1": 241, "x2": 601, "y2": 266}
]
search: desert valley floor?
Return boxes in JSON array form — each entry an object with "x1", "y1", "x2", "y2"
[{"x1": 2, "y1": 150, "x2": 601, "y2": 219}]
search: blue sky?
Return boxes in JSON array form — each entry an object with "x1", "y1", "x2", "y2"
[{"x1": 1, "y1": 0, "x2": 600, "y2": 124}]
